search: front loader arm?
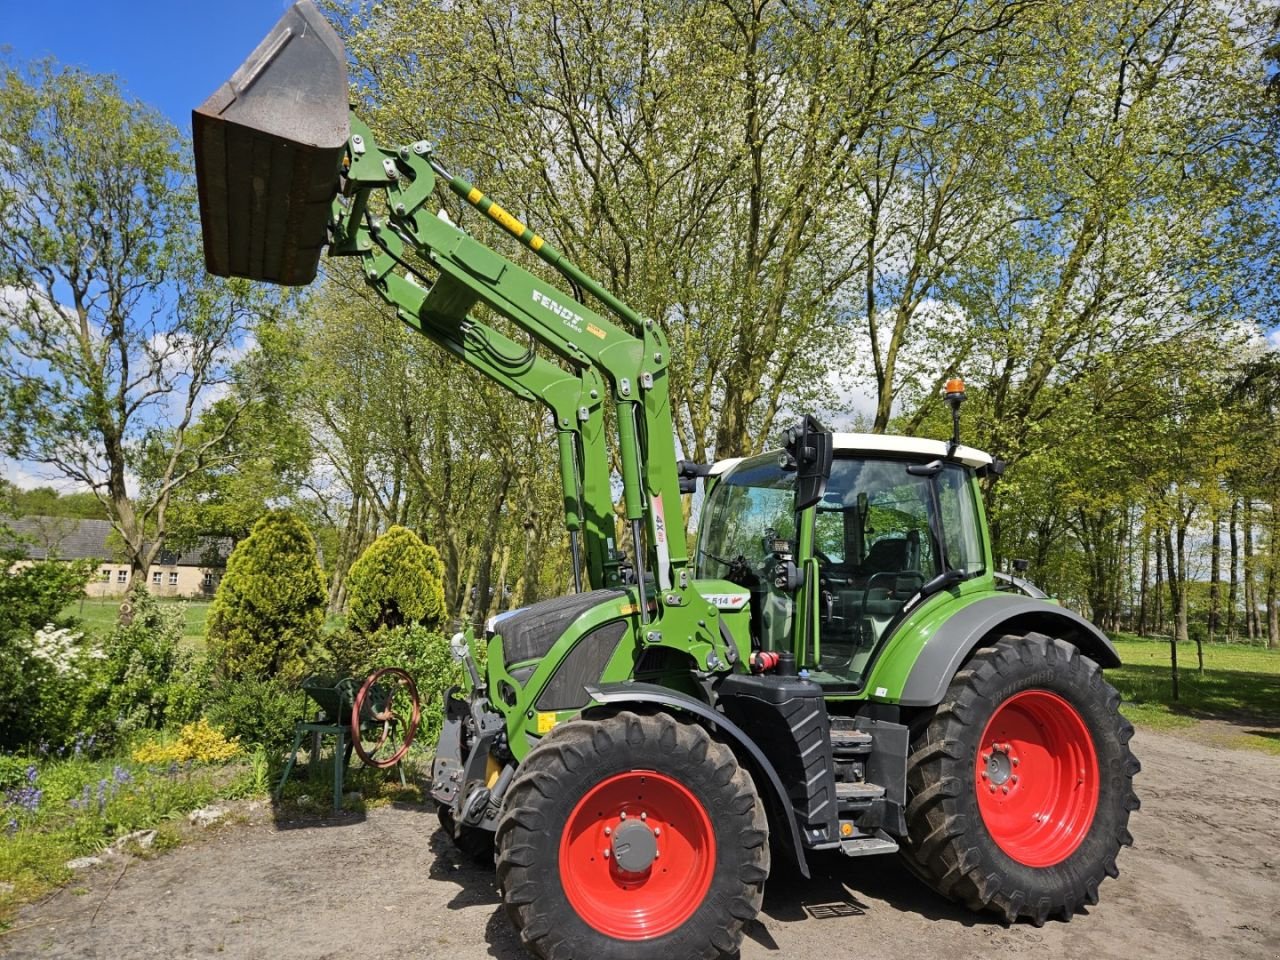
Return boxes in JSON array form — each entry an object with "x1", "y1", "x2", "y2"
[
  {"x1": 333, "y1": 200, "x2": 618, "y2": 591},
  {"x1": 192, "y1": 6, "x2": 737, "y2": 672},
  {"x1": 330, "y1": 116, "x2": 696, "y2": 611}
]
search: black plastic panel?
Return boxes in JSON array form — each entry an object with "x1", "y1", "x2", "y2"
[
  {"x1": 534, "y1": 620, "x2": 629, "y2": 712},
  {"x1": 717, "y1": 675, "x2": 838, "y2": 845}
]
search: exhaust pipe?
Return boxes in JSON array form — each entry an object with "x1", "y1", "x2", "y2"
[{"x1": 192, "y1": 0, "x2": 350, "y2": 286}]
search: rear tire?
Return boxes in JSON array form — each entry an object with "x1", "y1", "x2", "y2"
[
  {"x1": 496, "y1": 710, "x2": 769, "y2": 960},
  {"x1": 901, "y1": 633, "x2": 1139, "y2": 924}
]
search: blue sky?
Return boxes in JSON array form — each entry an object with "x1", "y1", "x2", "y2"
[
  {"x1": 3, "y1": 1, "x2": 296, "y2": 492},
  {"x1": 3, "y1": 0, "x2": 297, "y2": 132}
]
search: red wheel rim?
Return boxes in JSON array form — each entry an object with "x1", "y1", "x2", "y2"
[
  {"x1": 975, "y1": 690, "x2": 1100, "y2": 867},
  {"x1": 558, "y1": 771, "x2": 715, "y2": 940}
]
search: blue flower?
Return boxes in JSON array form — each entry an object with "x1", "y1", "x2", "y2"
[{"x1": 25, "y1": 766, "x2": 37, "y2": 784}]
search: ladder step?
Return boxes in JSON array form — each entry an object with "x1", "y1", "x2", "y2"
[
  {"x1": 839, "y1": 831, "x2": 899, "y2": 858},
  {"x1": 830, "y1": 729, "x2": 873, "y2": 755},
  {"x1": 835, "y1": 781, "x2": 885, "y2": 801}
]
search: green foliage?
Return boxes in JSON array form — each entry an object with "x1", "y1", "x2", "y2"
[
  {"x1": 206, "y1": 511, "x2": 327, "y2": 683},
  {"x1": 0, "y1": 559, "x2": 93, "y2": 640},
  {"x1": 0, "y1": 751, "x2": 247, "y2": 908},
  {"x1": 2, "y1": 486, "x2": 109, "y2": 521},
  {"x1": 366, "y1": 625, "x2": 471, "y2": 749},
  {"x1": 204, "y1": 677, "x2": 309, "y2": 756},
  {"x1": 76, "y1": 588, "x2": 207, "y2": 745},
  {"x1": 0, "y1": 559, "x2": 94, "y2": 751},
  {"x1": 345, "y1": 525, "x2": 446, "y2": 636},
  {"x1": 0, "y1": 60, "x2": 278, "y2": 578}
]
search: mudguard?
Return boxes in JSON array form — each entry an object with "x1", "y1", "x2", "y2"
[
  {"x1": 584, "y1": 682, "x2": 810, "y2": 879},
  {"x1": 898, "y1": 594, "x2": 1121, "y2": 707}
]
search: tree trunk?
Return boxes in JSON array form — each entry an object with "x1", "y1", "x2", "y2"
[
  {"x1": 1244, "y1": 499, "x2": 1256, "y2": 640},
  {"x1": 1167, "y1": 522, "x2": 1182, "y2": 701},
  {"x1": 1227, "y1": 498, "x2": 1239, "y2": 640},
  {"x1": 1153, "y1": 527, "x2": 1164, "y2": 637},
  {"x1": 487, "y1": 545, "x2": 511, "y2": 620},
  {"x1": 327, "y1": 492, "x2": 364, "y2": 616},
  {"x1": 1208, "y1": 507, "x2": 1221, "y2": 644},
  {"x1": 1163, "y1": 524, "x2": 1188, "y2": 644},
  {"x1": 1137, "y1": 529, "x2": 1150, "y2": 636},
  {"x1": 1268, "y1": 501, "x2": 1279, "y2": 650}
]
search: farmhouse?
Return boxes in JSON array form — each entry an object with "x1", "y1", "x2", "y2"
[{"x1": 3, "y1": 516, "x2": 229, "y2": 599}]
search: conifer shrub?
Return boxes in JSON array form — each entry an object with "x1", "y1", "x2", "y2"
[
  {"x1": 205, "y1": 510, "x2": 326, "y2": 683},
  {"x1": 344, "y1": 525, "x2": 446, "y2": 636}
]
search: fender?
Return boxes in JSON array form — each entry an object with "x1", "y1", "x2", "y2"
[
  {"x1": 898, "y1": 594, "x2": 1121, "y2": 707},
  {"x1": 584, "y1": 682, "x2": 810, "y2": 879}
]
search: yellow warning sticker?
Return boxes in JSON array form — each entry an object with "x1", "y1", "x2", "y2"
[
  {"x1": 585, "y1": 323, "x2": 607, "y2": 340},
  {"x1": 536, "y1": 712, "x2": 559, "y2": 734},
  {"x1": 487, "y1": 201, "x2": 527, "y2": 237},
  {"x1": 530, "y1": 234, "x2": 544, "y2": 251},
  {"x1": 467, "y1": 187, "x2": 483, "y2": 204}
]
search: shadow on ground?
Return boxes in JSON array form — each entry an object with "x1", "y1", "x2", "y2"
[{"x1": 422, "y1": 818, "x2": 1009, "y2": 959}]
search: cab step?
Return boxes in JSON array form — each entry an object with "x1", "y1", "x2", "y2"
[
  {"x1": 830, "y1": 728, "x2": 874, "y2": 756},
  {"x1": 838, "y1": 830, "x2": 899, "y2": 858},
  {"x1": 835, "y1": 781, "x2": 885, "y2": 802}
]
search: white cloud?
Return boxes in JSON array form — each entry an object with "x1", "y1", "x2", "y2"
[{"x1": 0, "y1": 457, "x2": 90, "y2": 494}]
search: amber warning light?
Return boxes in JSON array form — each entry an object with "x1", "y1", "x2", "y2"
[{"x1": 945, "y1": 378, "x2": 966, "y2": 396}]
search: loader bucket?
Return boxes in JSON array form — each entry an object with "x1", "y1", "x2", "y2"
[{"x1": 193, "y1": 0, "x2": 349, "y2": 286}]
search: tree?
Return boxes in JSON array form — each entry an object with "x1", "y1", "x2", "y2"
[
  {"x1": 205, "y1": 510, "x2": 327, "y2": 682},
  {"x1": 0, "y1": 61, "x2": 273, "y2": 581},
  {"x1": 345, "y1": 525, "x2": 446, "y2": 635}
]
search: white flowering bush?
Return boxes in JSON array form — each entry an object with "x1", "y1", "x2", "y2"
[{"x1": 27, "y1": 624, "x2": 104, "y2": 679}]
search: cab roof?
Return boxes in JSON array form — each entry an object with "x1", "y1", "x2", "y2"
[
  {"x1": 831, "y1": 432, "x2": 992, "y2": 469},
  {"x1": 709, "y1": 432, "x2": 992, "y2": 475}
]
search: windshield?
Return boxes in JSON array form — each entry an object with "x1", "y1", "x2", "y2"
[
  {"x1": 696, "y1": 454, "x2": 796, "y2": 652},
  {"x1": 809, "y1": 458, "x2": 983, "y2": 688}
]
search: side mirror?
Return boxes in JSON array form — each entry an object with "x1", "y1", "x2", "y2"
[{"x1": 784, "y1": 415, "x2": 833, "y2": 512}]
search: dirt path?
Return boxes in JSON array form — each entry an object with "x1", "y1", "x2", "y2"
[{"x1": 4, "y1": 728, "x2": 1278, "y2": 960}]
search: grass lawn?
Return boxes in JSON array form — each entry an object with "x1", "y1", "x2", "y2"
[
  {"x1": 63, "y1": 597, "x2": 211, "y2": 651},
  {"x1": 1108, "y1": 634, "x2": 1280, "y2": 754}
]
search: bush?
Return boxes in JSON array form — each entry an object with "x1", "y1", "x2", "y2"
[
  {"x1": 0, "y1": 559, "x2": 93, "y2": 751},
  {"x1": 204, "y1": 677, "x2": 309, "y2": 756},
  {"x1": 76, "y1": 587, "x2": 206, "y2": 744},
  {"x1": 206, "y1": 510, "x2": 327, "y2": 683},
  {"x1": 131, "y1": 719, "x2": 241, "y2": 764},
  {"x1": 345, "y1": 526, "x2": 446, "y2": 637},
  {"x1": 368, "y1": 625, "x2": 473, "y2": 749}
]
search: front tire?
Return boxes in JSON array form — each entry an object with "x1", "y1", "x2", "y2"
[
  {"x1": 901, "y1": 633, "x2": 1140, "y2": 924},
  {"x1": 495, "y1": 710, "x2": 769, "y2": 960}
]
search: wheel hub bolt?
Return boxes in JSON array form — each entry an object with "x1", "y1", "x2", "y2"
[
  {"x1": 1001, "y1": 786, "x2": 1009, "y2": 794},
  {"x1": 653, "y1": 827, "x2": 661, "y2": 836},
  {"x1": 604, "y1": 827, "x2": 611, "y2": 835},
  {"x1": 640, "y1": 812, "x2": 647, "y2": 821},
  {"x1": 620, "y1": 811, "x2": 627, "y2": 820}
]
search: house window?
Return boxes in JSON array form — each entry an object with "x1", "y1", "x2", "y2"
[
  {"x1": 116, "y1": 569, "x2": 127, "y2": 584},
  {"x1": 99, "y1": 569, "x2": 111, "y2": 581},
  {"x1": 168, "y1": 571, "x2": 178, "y2": 586},
  {"x1": 202, "y1": 572, "x2": 215, "y2": 588},
  {"x1": 152, "y1": 571, "x2": 162, "y2": 585}
]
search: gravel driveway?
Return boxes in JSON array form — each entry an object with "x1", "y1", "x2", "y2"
[{"x1": 3, "y1": 728, "x2": 1277, "y2": 960}]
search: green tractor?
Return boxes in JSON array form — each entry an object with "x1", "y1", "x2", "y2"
[{"x1": 193, "y1": 5, "x2": 1139, "y2": 957}]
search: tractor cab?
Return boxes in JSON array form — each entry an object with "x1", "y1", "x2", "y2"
[{"x1": 695, "y1": 434, "x2": 992, "y2": 690}]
